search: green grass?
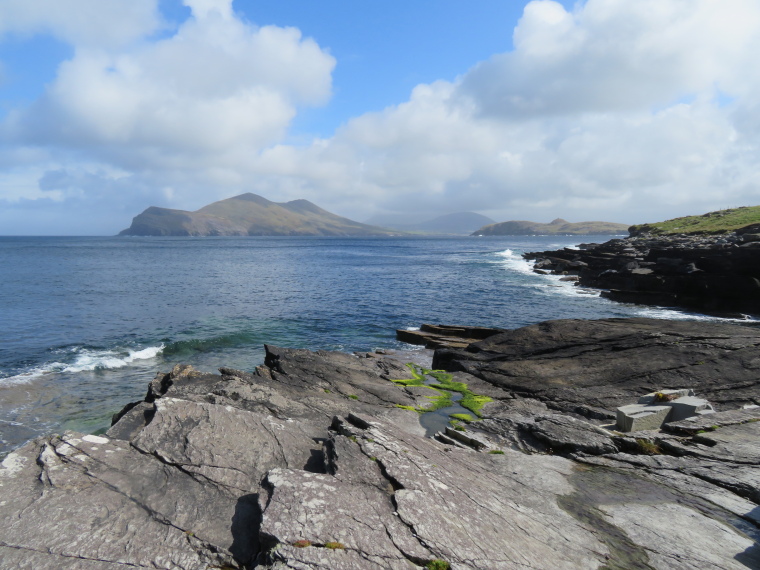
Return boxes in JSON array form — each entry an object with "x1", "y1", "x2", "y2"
[
  {"x1": 426, "y1": 560, "x2": 451, "y2": 570},
  {"x1": 450, "y1": 413, "x2": 474, "y2": 423},
  {"x1": 629, "y1": 206, "x2": 760, "y2": 235},
  {"x1": 395, "y1": 404, "x2": 423, "y2": 413},
  {"x1": 391, "y1": 364, "x2": 493, "y2": 418},
  {"x1": 421, "y1": 391, "x2": 454, "y2": 412},
  {"x1": 390, "y1": 363, "x2": 427, "y2": 387},
  {"x1": 635, "y1": 438, "x2": 661, "y2": 455},
  {"x1": 488, "y1": 450, "x2": 505, "y2": 455}
]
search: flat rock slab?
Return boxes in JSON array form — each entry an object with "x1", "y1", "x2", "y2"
[
  {"x1": 396, "y1": 324, "x2": 504, "y2": 349},
  {"x1": 433, "y1": 318, "x2": 760, "y2": 415},
  {"x1": 666, "y1": 406, "x2": 760, "y2": 434},
  {"x1": 259, "y1": 415, "x2": 609, "y2": 569},
  {"x1": 0, "y1": 433, "x2": 242, "y2": 569},
  {"x1": 257, "y1": 414, "x2": 758, "y2": 569}
]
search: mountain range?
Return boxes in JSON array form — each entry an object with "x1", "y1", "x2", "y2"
[
  {"x1": 472, "y1": 218, "x2": 629, "y2": 236},
  {"x1": 119, "y1": 193, "x2": 399, "y2": 237}
]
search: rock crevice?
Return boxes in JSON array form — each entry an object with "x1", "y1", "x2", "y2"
[{"x1": 1, "y1": 319, "x2": 759, "y2": 568}]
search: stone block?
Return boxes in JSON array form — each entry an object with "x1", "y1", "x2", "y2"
[
  {"x1": 616, "y1": 404, "x2": 672, "y2": 432},
  {"x1": 668, "y1": 396, "x2": 714, "y2": 422}
]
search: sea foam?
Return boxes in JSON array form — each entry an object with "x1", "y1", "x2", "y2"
[{"x1": 0, "y1": 344, "x2": 164, "y2": 385}]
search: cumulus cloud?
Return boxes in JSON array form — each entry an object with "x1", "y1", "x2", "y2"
[
  {"x1": 5, "y1": 4, "x2": 334, "y2": 162},
  {"x1": 458, "y1": 0, "x2": 760, "y2": 117},
  {"x1": 0, "y1": 0, "x2": 336, "y2": 230},
  {"x1": 253, "y1": 0, "x2": 760, "y2": 224},
  {"x1": 0, "y1": 0, "x2": 161, "y2": 48},
  {"x1": 3, "y1": 0, "x2": 760, "y2": 234}
]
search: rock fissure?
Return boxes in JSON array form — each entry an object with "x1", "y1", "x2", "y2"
[
  {"x1": 0, "y1": 542, "x2": 144, "y2": 567},
  {"x1": 3, "y1": 319, "x2": 760, "y2": 569}
]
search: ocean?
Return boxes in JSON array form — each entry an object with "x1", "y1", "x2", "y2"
[{"x1": 0, "y1": 235, "x2": 738, "y2": 455}]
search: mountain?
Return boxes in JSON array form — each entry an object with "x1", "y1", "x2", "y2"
[
  {"x1": 472, "y1": 218, "x2": 629, "y2": 236},
  {"x1": 119, "y1": 193, "x2": 401, "y2": 236},
  {"x1": 364, "y1": 212, "x2": 496, "y2": 235},
  {"x1": 628, "y1": 206, "x2": 760, "y2": 236}
]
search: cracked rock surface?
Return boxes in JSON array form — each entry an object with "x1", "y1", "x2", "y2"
[{"x1": 1, "y1": 320, "x2": 759, "y2": 569}]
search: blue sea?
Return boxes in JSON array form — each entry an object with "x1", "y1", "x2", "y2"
[{"x1": 0, "y1": 235, "x2": 735, "y2": 454}]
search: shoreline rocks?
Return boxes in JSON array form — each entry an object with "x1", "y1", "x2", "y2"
[
  {"x1": 523, "y1": 231, "x2": 760, "y2": 316},
  {"x1": 1, "y1": 320, "x2": 759, "y2": 569}
]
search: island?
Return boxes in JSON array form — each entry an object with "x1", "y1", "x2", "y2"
[
  {"x1": 471, "y1": 217, "x2": 629, "y2": 236},
  {"x1": 0, "y1": 319, "x2": 758, "y2": 568},
  {"x1": 119, "y1": 193, "x2": 401, "y2": 237}
]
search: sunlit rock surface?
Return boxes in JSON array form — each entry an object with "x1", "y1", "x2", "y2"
[{"x1": 1, "y1": 319, "x2": 758, "y2": 569}]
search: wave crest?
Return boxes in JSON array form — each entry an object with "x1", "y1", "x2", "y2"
[{"x1": 1, "y1": 344, "x2": 164, "y2": 385}]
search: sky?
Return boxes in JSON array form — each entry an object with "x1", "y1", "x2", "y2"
[{"x1": 1, "y1": 0, "x2": 759, "y2": 235}]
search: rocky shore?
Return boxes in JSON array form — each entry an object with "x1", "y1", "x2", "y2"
[
  {"x1": 1, "y1": 318, "x2": 759, "y2": 569},
  {"x1": 523, "y1": 229, "x2": 760, "y2": 316}
]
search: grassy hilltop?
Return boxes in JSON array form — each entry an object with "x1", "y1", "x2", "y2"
[{"x1": 629, "y1": 206, "x2": 760, "y2": 236}]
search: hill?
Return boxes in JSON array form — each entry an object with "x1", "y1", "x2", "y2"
[
  {"x1": 119, "y1": 193, "x2": 401, "y2": 237},
  {"x1": 364, "y1": 212, "x2": 496, "y2": 235},
  {"x1": 628, "y1": 206, "x2": 760, "y2": 236},
  {"x1": 471, "y1": 218, "x2": 629, "y2": 236}
]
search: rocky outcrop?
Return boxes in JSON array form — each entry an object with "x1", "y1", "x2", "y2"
[
  {"x1": 395, "y1": 324, "x2": 505, "y2": 349},
  {"x1": 1, "y1": 320, "x2": 759, "y2": 569},
  {"x1": 523, "y1": 231, "x2": 760, "y2": 315}
]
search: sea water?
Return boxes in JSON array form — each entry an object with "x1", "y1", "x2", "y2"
[{"x1": 0, "y1": 235, "x2": 742, "y2": 454}]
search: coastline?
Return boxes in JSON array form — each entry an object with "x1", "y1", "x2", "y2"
[
  {"x1": 523, "y1": 231, "x2": 760, "y2": 317},
  {"x1": 1, "y1": 318, "x2": 758, "y2": 568}
]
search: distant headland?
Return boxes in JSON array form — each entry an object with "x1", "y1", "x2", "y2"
[
  {"x1": 471, "y1": 218, "x2": 629, "y2": 236},
  {"x1": 119, "y1": 193, "x2": 401, "y2": 237}
]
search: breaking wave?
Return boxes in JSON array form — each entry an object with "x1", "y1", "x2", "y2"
[{"x1": 0, "y1": 344, "x2": 164, "y2": 385}]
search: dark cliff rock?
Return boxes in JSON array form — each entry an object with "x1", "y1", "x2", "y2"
[
  {"x1": 524, "y1": 231, "x2": 760, "y2": 315},
  {"x1": 1, "y1": 320, "x2": 759, "y2": 569},
  {"x1": 431, "y1": 317, "x2": 760, "y2": 415}
]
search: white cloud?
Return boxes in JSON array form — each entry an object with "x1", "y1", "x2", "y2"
[
  {"x1": 3, "y1": 0, "x2": 760, "y2": 234},
  {"x1": 5, "y1": 7, "x2": 335, "y2": 163},
  {"x1": 0, "y1": 0, "x2": 336, "y2": 227},
  {"x1": 184, "y1": 0, "x2": 233, "y2": 20},
  {"x1": 246, "y1": 0, "x2": 760, "y2": 224},
  {"x1": 458, "y1": 0, "x2": 760, "y2": 117},
  {"x1": 0, "y1": 0, "x2": 161, "y2": 48}
]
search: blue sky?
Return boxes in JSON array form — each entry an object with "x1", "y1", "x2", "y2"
[{"x1": 1, "y1": 0, "x2": 759, "y2": 234}]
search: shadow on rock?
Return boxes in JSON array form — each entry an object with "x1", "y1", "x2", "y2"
[{"x1": 230, "y1": 493, "x2": 261, "y2": 566}]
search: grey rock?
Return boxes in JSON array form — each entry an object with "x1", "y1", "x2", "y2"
[
  {"x1": 616, "y1": 404, "x2": 672, "y2": 432},
  {"x1": 665, "y1": 406, "x2": 760, "y2": 434},
  {"x1": 0, "y1": 433, "x2": 243, "y2": 569},
  {"x1": 2, "y1": 319, "x2": 760, "y2": 569},
  {"x1": 257, "y1": 413, "x2": 759, "y2": 569},
  {"x1": 434, "y1": 318, "x2": 760, "y2": 416},
  {"x1": 527, "y1": 414, "x2": 618, "y2": 455}
]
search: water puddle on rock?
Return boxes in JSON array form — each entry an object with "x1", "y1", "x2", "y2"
[
  {"x1": 407, "y1": 371, "x2": 476, "y2": 437},
  {"x1": 419, "y1": 392, "x2": 473, "y2": 437}
]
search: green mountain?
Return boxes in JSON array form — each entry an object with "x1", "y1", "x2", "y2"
[
  {"x1": 628, "y1": 206, "x2": 760, "y2": 236},
  {"x1": 471, "y1": 218, "x2": 629, "y2": 236},
  {"x1": 119, "y1": 193, "x2": 401, "y2": 237}
]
